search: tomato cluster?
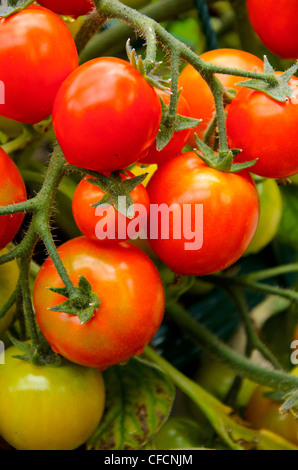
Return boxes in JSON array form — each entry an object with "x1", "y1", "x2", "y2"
[{"x1": 0, "y1": 0, "x2": 296, "y2": 452}]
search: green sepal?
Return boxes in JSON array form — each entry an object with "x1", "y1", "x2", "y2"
[
  {"x1": 8, "y1": 333, "x2": 34, "y2": 362},
  {"x1": 236, "y1": 56, "x2": 298, "y2": 103},
  {"x1": 7, "y1": 333, "x2": 62, "y2": 366},
  {"x1": 0, "y1": 0, "x2": 34, "y2": 18},
  {"x1": 87, "y1": 171, "x2": 147, "y2": 219},
  {"x1": 263, "y1": 390, "x2": 285, "y2": 403},
  {"x1": 49, "y1": 275, "x2": 101, "y2": 324}
]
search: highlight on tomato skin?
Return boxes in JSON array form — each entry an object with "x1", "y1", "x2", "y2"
[
  {"x1": 146, "y1": 151, "x2": 260, "y2": 276},
  {"x1": 52, "y1": 57, "x2": 162, "y2": 173},
  {"x1": 33, "y1": 237, "x2": 165, "y2": 370},
  {"x1": 0, "y1": 5, "x2": 79, "y2": 124}
]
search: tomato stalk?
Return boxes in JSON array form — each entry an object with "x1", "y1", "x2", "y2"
[{"x1": 144, "y1": 345, "x2": 298, "y2": 450}]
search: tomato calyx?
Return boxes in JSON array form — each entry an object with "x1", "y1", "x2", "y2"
[
  {"x1": 156, "y1": 95, "x2": 201, "y2": 151},
  {"x1": 280, "y1": 389, "x2": 298, "y2": 419},
  {"x1": 49, "y1": 275, "x2": 101, "y2": 324},
  {"x1": 194, "y1": 136, "x2": 257, "y2": 173},
  {"x1": 87, "y1": 170, "x2": 147, "y2": 219},
  {"x1": 0, "y1": 0, "x2": 35, "y2": 18},
  {"x1": 236, "y1": 57, "x2": 298, "y2": 103},
  {"x1": 8, "y1": 334, "x2": 62, "y2": 367}
]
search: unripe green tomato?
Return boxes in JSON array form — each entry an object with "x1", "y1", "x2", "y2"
[
  {"x1": 0, "y1": 345, "x2": 106, "y2": 450},
  {"x1": 0, "y1": 116, "x2": 22, "y2": 138},
  {"x1": 151, "y1": 417, "x2": 207, "y2": 450},
  {"x1": 122, "y1": 0, "x2": 151, "y2": 8},
  {"x1": 0, "y1": 248, "x2": 19, "y2": 337},
  {"x1": 245, "y1": 179, "x2": 282, "y2": 255}
]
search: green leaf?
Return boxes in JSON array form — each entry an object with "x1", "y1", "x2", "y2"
[
  {"x1": 276, "y1": 185, "x2": 298, "y2": 249},
  {"x1": 87, "y1": 356, "x2": 175, "y2": 450}
]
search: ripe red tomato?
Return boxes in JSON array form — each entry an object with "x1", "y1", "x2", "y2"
[
  {"x1": 0, "y1": 345, "x2": 105, "y2": 450},
  {"x1": 33, "y1": 237, "x2": 165, "y2": 369},
  {"x1": 72, "y1": 170, "x2": 150, "y2": 243},
  {"x1": 178, "y1": 49, "x2": 264, "y2": 146},
  {"x1": 38, "y1": 0, "x2": 94, "y2": 17},
  {"x1": 52, "y1": 57, "x2": 162, "y2": 172},
  {"x1": 0, "y1": 6, "x2": 78, "y2": 125},
  {"x1": 141, "y1": 89, "x2": 191, "y2": 165},
  {"x1": 146, "y1": 151, "x2": 260, "y2": 276},
  {"x1": 226, "y1": 77, "x2": 298, "y2": 179},
  {"x1": 0, "y1": 148, "x2": 27, "y2": 250},
  {"x1": 247, "y1": 0, "x2": 298, "y2": 59}
]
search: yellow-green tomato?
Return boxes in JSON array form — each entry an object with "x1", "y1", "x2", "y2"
[
  {"x1": 0, "y1": 345, "x2": 105, "y2": 450},
  {"x1": 245, "y1": 179, "x2": 282, "y2": 255},
  {"x1": 0, "y1": 249, "x2": 19, "y2": 337},
  {"x1": 151, "y1": 417, "x2": 206, "y2": 450}
]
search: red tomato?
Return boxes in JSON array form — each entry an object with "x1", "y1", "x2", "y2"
[
  {"x1": 72, "y1": 170, "x2": 150, "y2": 244},
  {"x1": 38, "y1": 0, "x2": 94, "y2": 17},
  {"x1": 33, "y1": 237, "x2": 165, "y2": 369},
  {"x1": 247, "y1": 0, "x2": 298, "y2": 59},
  {"x1": 178, "y1": 49, "x2": 264, "y2": 146},
  {"x1": 141, "y1": 89, "x2": 191, "y2": 165},
  {"x1": 146, "y1": 151, "x2": 260, "y2": 276},
  {"x1": 226, "y1": 77, "x2": 298, "y2": 179},
  {"x1": 0, "y1": 149, "x2": 27, "y2": 250},
  {"x1": 52, "y1": 57, "x2": 162, "y2": 173},
  {"x1": 0, "y1": 6, "x2": 78, "y2": 124}
]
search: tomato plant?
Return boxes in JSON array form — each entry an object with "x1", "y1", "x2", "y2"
[
  {"x1": 178, "y1": 49, "x2": 264, "y2": 146},
  {"x1": 0, "y1": 248, "x2": 19, "y2": 338},
  {"x1": 141, "y1": 88, "x2": 191, "y2": 165},
  {"x1": 247, "y1": 0, "x2": 298, "y2": 59},
  {"x1": 0, "y1": 148, "x2": 27, "y2": 250},
  {"x1": 226, "y1": 76, "x2": 298, "y2": 179},
  {"x1": 33, "y1": 237, "x2": 165, "y2": 369},
  {"x1": 0, "y1": 344, "x2": 105, "y2": 450},
  {"x1": 151, "y1": 417, "x2": 207, "y2": 450},
  {"x1": 38, "y1": 0, "x2": 95, "y2": 17},
  {"x1": 52, "y1": 57, "x2": 162, "y2": 172},
  {"x1": 72, "y1": 170, "x2": 150, "y2": 243},
  {"x1": 146, "y1": 151, "x2": 260, "y2": 276},
  {"x1": 0, "y1": 5, "x2": 78, "y2": 124},
  {"x1": 245, "y1": 179, "x2": 282, "y2": 255}
]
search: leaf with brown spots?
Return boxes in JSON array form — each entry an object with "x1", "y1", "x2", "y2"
[{"x1": 86, "y1": 356, "x2": 175, "y2": 450}]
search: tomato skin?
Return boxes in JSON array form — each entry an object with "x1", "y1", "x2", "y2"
[
  {"x1": 226, "y1": 78, "x2": 298, "y2": 179},
  {"x1": 0, "y1": 149, "x2": 27, "y2": 250},
  {"x1": 33, "y1": 237, "x2": 165, "y2": 369},
  {"x1": 141, "y1": 89, "x2": 191, "y2": 165},
  {"x1": 0, "y1": 6, "x2": 78, "y2": 125},
  {"x1": 0, "y1": 345, "x2": 105, "y2": 450},
  {"x1": 245, "y1": 179, "x2": 282, "y2": 255},
  {"x1": 245, "y1": 367, "x2": 298, "y2": 446},
  {"x1": 38, "y1": 0, "x2": 94, "y2": 17},
  {"x1": 146, "y1": 152, "x2": 259, "y2": 276},
  {"x1": 247, "y1": 0, "x2": 298, "y2": 59},
  {"x1": 178, "y1": 49, "x2": 264, "y2": 146},
  {"x1": 52, "y1": 57, "x2": 162, "y2": 173},
  {"x1": 72, "y1": 171, "x2": 150, "y2": 244}
]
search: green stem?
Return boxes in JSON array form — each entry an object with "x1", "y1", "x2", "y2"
[
  {"x1": 166, "y1": 302, "x2": 298, "y2": 393},
  {"x1": 0, "y1": 284, "x2": 20, "y2": 320},
  {"x1": 1, "y1": 125, "x2": 38, "y2": 155},
  {"x1": 240, "y1": 264, "x2": 298, "y2": 282}
]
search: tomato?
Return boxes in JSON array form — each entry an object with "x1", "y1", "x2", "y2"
[
  {"x1": 0, "y1": 345, "x2": 105, "y2": 450},
  {"x1": 0, "y1": 248, "x2": 19, "y2": 337},
  {"x1": 0, "y1": 6, "x2": 78, "y2": 125},
  {"x1": 38, "y1": 0, "x2": 94, "y2": 17},
  {"x1": 247, "y1": 0, "x2": 298, "y2": 59},
  {"x1": 245, "y1": 179, "x2": 282, "y2": 255},
  {"x1": 53, "y1": 57, "x2": 162, "y2": 172},
  {"x1": 0, "y1": 148, "x2": 27, "y2": 250},
  {"x1": 72, "y1": 170, "x2": 150, "y2": 244},
  {"x1": 226, "y1": 77, "x2": 298, "y2": 179},
  {"x1": 33, "y1": 237, "x2": 165, "y2": 369},
  {"x1": 245, "y1": 367, "x2": 298, "y2": 446},
  {"x1": 178, "y1": 49, "x2": 264, "y2": 146},
  {"x1": 141, "y1": 89, "x2": 191, "y2": 165},
  {"x1": 151, "y1": 417, "x2": 206, "y2": 450},
  {"x1": 146, "y1": 151, "x2": 260, "y2": 276}
]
